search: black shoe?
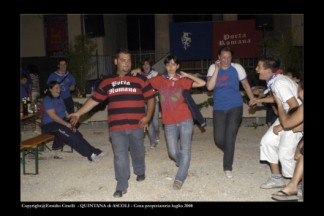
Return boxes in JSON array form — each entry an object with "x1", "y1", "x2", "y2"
[
  {"x1": 113, "y1": 190, "x2": 127, "y2": 198},
  {"x1": 136, "y1": 174, "x2": 145, "y2": 182}
]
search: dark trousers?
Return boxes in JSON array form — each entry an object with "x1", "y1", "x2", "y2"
[
  {"x1": 43, "y1": 122, "x2": 101, "y2": 160},
  {"x1": 213, "y1": 106, "x2": 243, "y2": 171},
  {"x1": 266, "y1": 104, "x2": 277, "y2": 125},
  {"x1": 63, "y1": 96, "x2": 75, "y2": 114}
]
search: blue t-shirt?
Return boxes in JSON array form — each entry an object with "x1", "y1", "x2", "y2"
[
  {"x1": 47, "y1": 72, "x2": 76, "y2": 99},
  {"x1": 211, "y1": 65, "x2": 243, "y2": 110},
  {"x1": 21, "y1": 68, "x2": 33, "y2": 86},
  {"x1": 43, "y1": 96, "x2": 67, "y2": 125},
  {"x1": 20, "y1": 84, "x2": 30, "y2": 102}
]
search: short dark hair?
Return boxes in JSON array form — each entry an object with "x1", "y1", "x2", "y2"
[
  {"x1": 46, "y1": 81, "x2": 60, "y2": 98},
  {"x1": 286, "y1": 68, "x2": 301, "y2": 79},
  {"x1": 116, "y1": 49, "x2": 131, "y2": 59},
  {"x1": 58, "y1": 58, "x2": 68, "y2": 64},
  {"x1": 164, "y1": 54, "x2": 179, "y2": 65},
  {"x1": 21, "y1": 73, "x2": 28, "y2": 79},
  {"x1": 218, "y1": 46, "x2": 234, "y2": 56},
  {"x1": 142, "y1": 58, "x2": 153, "y2": 67},
  {"x1": 260, "y1": 56, "x2": 280, "y2": 73}
]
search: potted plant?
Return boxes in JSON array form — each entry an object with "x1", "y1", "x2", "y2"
[{"x1": 65, "y1": 34, "x2": 97, "y2": 97}]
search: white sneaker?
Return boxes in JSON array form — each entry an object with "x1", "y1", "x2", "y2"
[
  {"x1": 91, "y1": 153, "x2": 98, "y2": 162},
  {"x1": 260, "y1": 177, "x2": 285, "y2": 189},
  {"x1": 97, "y1": 152, "x2": 106, "y2": 158},
  {"x1": 224, "y1": 170, "x2": 233, "y2": 178},
  {"x1": 91, "y1": 152, "x2": 105, "y2": 162},
  {"x1": 53, "y1": 150, "x2": 63, "y2": 159},
  {"x1": 297, "y1": 182, "x2": 303, "y2": 201}
]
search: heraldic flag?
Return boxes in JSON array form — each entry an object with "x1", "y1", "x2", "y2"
[{"x1": 169, "y1": 22, "x2": 213, "y2": 60}]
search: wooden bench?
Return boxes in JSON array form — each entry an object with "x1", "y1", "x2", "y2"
[{"x1": 21, "y1": 134, "x2": 54, "y2": 175}]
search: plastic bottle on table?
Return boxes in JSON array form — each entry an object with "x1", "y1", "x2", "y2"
[{"x1": 22, "y1": 97, "x2": 28, "y2": 116}]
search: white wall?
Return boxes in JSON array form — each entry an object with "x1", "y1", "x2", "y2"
[{"x1": 21, "y1": 14, "x2": 46, "y2": 57}]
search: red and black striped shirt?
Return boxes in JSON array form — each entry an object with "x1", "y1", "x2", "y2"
[{"x1": 92, "y1": 73, "x2": 155, "y2": 131}]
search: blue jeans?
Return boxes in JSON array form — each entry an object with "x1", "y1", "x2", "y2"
[
  {"x1": 213, "y1": 105, "x2": 243, "y2": 171},
  {"x1": 110, "y1": 128, "x2": 145, "y2": 191},
  {"x1": 164, "y1": 118, "x2": 193, "y2": 183},
  {"x1": 147, "y1": 102, "x2": 160, "y2": 145}
]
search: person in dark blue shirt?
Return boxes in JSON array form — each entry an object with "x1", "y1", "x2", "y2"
[
  {"x1": 47, "y1": 58, "x2": 76, "y2": 114},
  {"x1": 42, "y1": 81, "x2": 104, "y2": 161}
]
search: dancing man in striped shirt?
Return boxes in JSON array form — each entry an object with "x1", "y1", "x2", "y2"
[{"x1": 69, "y1": 49, "x2": 155, "y2": 198}]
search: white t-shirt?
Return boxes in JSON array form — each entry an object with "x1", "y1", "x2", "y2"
[{"x1": 271, "y1": 74, "x2": 302, "y2": 112}]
